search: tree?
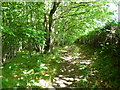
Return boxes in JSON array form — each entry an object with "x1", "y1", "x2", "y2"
[
  {"x1": 44, "y1": 1, "x2": 60, "y2": 52},
  {"x1": 2, "y1": 1, "x2": 113, "y2": 62},
  {"x1": 2, "y1": 2, "x2": 45, "y2": 63}
]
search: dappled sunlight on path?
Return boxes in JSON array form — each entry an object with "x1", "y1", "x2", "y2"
[{"x1": 52, "y1": 45, "x2": 93, "y2": 88}]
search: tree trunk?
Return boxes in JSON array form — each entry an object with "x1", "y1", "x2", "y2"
[{"x1": 44, "y1": 2, "x2": 60, "y2": 52}]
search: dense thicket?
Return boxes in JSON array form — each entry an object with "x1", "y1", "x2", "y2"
[
  {"x1": 76, "y1": 21, "x2": 120, "y2": 88},
  {"x1": 93, "y1": 22, "x2": 120, "y2": 88},
  {"x1": 2, "y1": 2, "x2": 46, "y2": 64}
]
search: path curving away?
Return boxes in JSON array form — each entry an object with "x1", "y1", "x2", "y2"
[{"x1": 52, "y1": 45, "x2": 92, "y2": 88}]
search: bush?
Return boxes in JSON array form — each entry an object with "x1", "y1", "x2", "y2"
[{"x1": 76, "y1": 21, "x2": 120, "y2": 88}]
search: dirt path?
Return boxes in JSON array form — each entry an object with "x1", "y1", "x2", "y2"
[{"x1": 52, "y1": 45, "x2": 92, "y2": 88}]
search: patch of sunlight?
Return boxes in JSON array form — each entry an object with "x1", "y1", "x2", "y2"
[
  {"x1": 33, "y1": 79, "x2": 52, "y2": 88},
  {"x1": 90, "y1": 70, "x2": 98, "y2": 76},
  {"x1": 61, "y1": 68, "x2": 67, "y2": 72},
  {"x1": 20, "y1": 63, "x2": 23, "y2": 65},
  {"x1": 18, "y1": 78, "x2": 20, "y2": 80},
  {"x1": 65, "y1": 82, "x2": 73, "y2": 85},
  {"x1": 27, "y1": 83, "x2": 31, "y2": 86},
  {"x1": 71, "y1": 61, "x2": 77, "y2": 64},
  {"x1": 79, "y1": 76, "x2": 83, "y2": 78},
  {"x1": 20, "y1": 77, "x2": 24, "y2": 80},
  {"x1": 9, "y1": 66, "x2": 12, "y2": 69},
  {"x1": 54, "y1": 77, "x2": 59, "y2": 80},
  {"x1": 52, "y1": 83, "x2": 57, "y2": 86},
  {"x1": 73, "y1": 55, "x2": 81, "y2": 59},
  {"x1": 58, "y1": 75, "x2": 63, "y2": 78},
  {"x1": 13, "y1": 75, "x2": 17, "y2": 77},
  {"x1": 52, "y1": 56, "x2": 56, "y2": 59},
  {"x1": 61, "y1": 80, "x2": 68, "y2": 83},
  {"x1": 61, "y1": 70, "x2": 63, "y2": 72},
  {"x1": 55, "y1": 80, "x2": 68, "y2": 87},
  {"x1": 61, "y1": 55, "x2": 81, "y2": 62},
  {"x1": 74, "y1": 78, "x2": 81, "y2": 81},
  {"x1": 65, "y1": 46, "x2": 69, "y2": 49},
  {"x1": 61, "y1": 56, "x2": 73, "y2": 60},
  {"x1": 68, "y1": 69, "x2": 74, "y2": 72},
  {"x1": 40, "y1": 64, "x2": 48, "y2": 69},
  {"x1": 80, "y1": 60, "x2": 91, "y2": 64},
  {"x1": 59, "y1": 83, "x2": 66, "y2": 87},
  {"x1": 56, "y1": 80, "x2": 63, "y2": 84},
  {"x1": 82, "y1": 78, "x2": 87, "y2": 82},
  {"x1": 23, "y1": 69, "x2": 34, "y2": 74},
  {"x1": 59, "y1": 50, "x2": 67, "y2": 53},
  {"x1": 40, "y1": 64, "x2": 45, "y2": 67},
  {"x1": 79, "y1": 67, "x2": 86, "y2": 70},
  {"x1": 45, "y1": 74, "x2": 49, "y2": 76},
  {"x1": 71, "y1": 69, "x2": 74, "y2": 71},
  {"x1": 63, "y1": 77, "x2": 74, "y2": 81},
  {"x1": 17, "y1": 83, "x2": 20, "y2": 86}
]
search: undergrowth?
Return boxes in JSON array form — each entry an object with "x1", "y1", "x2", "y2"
[{"x1": 2, "y1": 49, "x2": 62, "y2": 88}]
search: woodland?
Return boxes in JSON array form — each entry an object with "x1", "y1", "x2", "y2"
[{"x1": 1, "y1": 1, "x2": 120, "y2": 89}]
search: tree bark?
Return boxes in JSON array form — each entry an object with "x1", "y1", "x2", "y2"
[{"x1": 44, "y1": 2, "x2": 60, "y2": 52}]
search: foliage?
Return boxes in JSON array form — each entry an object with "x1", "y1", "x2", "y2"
[
  {"x1": 2, "y1": 2, "x2": 46, "y2": 61},
  {"x1": 92, "y1": 22, "x2": 120, "y2": 88},
  {"x1": 76, "y1": 21, "x2": 120, "y2": 88},
  {"x1": 54, "y1": 1, "x2": 113, "y2": 44},
  {"x1": 2, "y1": 49, "x2": 62, "y2": 88}
]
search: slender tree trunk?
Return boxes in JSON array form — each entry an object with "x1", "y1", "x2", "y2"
[
  {"x1": 44, "y1": 1, "x2": 60, "y2": 52},
  {"x1": 44, "y1": 13, "x2": 50, "y2": 52}
]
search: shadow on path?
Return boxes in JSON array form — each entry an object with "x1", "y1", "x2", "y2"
[{"x1": 52, "y1": 45, "x2": 93, "y2": 88}]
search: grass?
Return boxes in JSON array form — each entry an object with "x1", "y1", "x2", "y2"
[
  {"x1": 2, "y1": 49, "x2": 62, "y2": 88},
  {"x1": 2, "y1": 43, "x2": 119, "y2": 88}
]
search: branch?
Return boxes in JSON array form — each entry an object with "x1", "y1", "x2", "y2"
[
  {"x1": 53, "y1": 2, "x2": 91, "y2": 20},
  {"x1": 49, "y1": 2, "x2": 60, "y2": 16},
  {"x1": 54, "y1": 12, "x2": 86, "y2": 20},
  {"x1": 49, "y1": 2, "x2": 61, "y2": 31},
  {"x1": 56, "y1": 4, "x2": 86, "y2": 18},
  {"x1": 64, "y1": 25, "x2": 76, "y2": 31}
]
